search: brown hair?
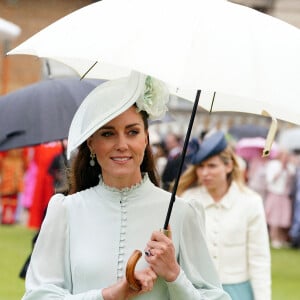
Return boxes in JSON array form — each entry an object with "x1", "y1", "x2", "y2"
[
  {"x1": 177, "y1": 145, "x2": 244, "y2": 196},
  {"x1": 67, "y1": 107, "x2": 159, "y2": 194}
]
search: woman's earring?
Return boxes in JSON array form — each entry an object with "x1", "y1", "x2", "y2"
[{"x1": 90, "y1": 152, "x2": 96, "y2": 167}]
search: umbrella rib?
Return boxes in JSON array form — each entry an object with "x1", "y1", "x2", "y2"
[
  {"x1": 209, "y1": 91, "x2": 216, "y2": 113},
  {"x1": 163, "y1": 90, "x2": 201, "y2": 230},
  {"x1": 80, "y1": 61, "x2": 98, "y2": 79}
]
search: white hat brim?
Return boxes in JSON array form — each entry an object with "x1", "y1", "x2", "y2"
[{"x1": 67, "y1": 71, "x2": 146, "y2": 159}]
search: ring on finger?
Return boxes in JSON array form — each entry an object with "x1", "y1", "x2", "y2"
[{"x1": 145, "y1": 248, "x2": 153, "y2": 257}]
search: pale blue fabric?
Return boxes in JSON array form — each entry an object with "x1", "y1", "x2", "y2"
[
  {"x1": 22, "y1": 175, "x2": 230, "y2": 300},
  {"x1": 223, "y1": 281, "x2": 254, "y2": 300}
]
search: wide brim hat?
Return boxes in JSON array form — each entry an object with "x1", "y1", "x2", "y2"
[
  {"x1": 67, "y1": 71, "x2": 146, "y2": 159},
  {"x1": 190, "y1": 131, "x2": 228, "y2": 165}
]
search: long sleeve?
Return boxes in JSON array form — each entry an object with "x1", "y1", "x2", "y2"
[
  {"x1": 22, "y1": 194, "x2": 104, "y2": 300},
  {"x1": 22, "y1": 177, "x2": 231, "y2": 300},
  {"x1": 247, "y1": 196, "x2": 271, "y2": 300},
  {"x1": 181, "y1": 183, "x2": 271, "y2": 299},
  {"x1": 168, "y1": 198, "x2": 231, "y2": 300}
]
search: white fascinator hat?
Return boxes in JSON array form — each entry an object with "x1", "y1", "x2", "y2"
[{"x1": 67, "y1": 71, "x2": 169, "y2": 159}]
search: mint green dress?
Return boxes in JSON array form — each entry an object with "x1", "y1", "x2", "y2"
[{"x1": 22, "y1": 175, "x2": 230, "y2": 300}]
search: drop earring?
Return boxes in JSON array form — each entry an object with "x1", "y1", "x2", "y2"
[{"x1": 90, "y1": 152, "x2": 96, "y2": 167}]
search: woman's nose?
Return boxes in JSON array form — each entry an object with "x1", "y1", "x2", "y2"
[
  {"x1": 199, "y1": 166, "x2": 209, "y2": 176},
  {"x1": 115, "y1": 135, "x2": 128, "y2": 150}
]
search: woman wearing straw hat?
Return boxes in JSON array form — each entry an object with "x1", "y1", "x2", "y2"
[
  {"x1": 21, "y1": 72, "x2": 230, "y2": 300},
  {"x1": 177, "y1": 131, "x2": 271, "y2": 300}
]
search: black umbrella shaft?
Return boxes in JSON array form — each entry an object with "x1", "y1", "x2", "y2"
[{"x1": 163, "y1": 90, "x2": 201, "y2": 230}]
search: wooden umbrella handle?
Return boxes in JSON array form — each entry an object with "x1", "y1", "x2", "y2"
[
  {"x1": 125, "y1": 230, "x2": 170, "y2": 291},
  {"x1": 125, "y1": 249, "x2": 142, "y2": 291}
]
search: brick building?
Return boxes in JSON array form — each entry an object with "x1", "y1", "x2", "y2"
[{"x1": 0, "y1": 0, "x2": 93, "y2": 93}]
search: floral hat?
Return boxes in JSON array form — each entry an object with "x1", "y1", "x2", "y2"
[{"x1": 67, "y1": 71, "x2": 169, "y2": 159}]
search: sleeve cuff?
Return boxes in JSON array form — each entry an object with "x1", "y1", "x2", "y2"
[
  {"x1": 165, "y1": 268, "x2": 199, "y2": 298},
  {"x1": 166, "y1": 268, "x2": 185, "y2": 285}
]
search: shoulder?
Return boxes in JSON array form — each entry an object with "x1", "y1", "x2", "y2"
[
  {"x1": 232, "y1": 184, "x2": 265, "y2": 214},
  {"x1": 47, "y1": 187, "x2": 96, "y2": 211},
  {"x1": 148, "y1": 183, "x2": 204, "y2": 218},
  {"x1": 48, "y1": 193, "x2": 67, "y2": 210},
  {"x1": 241, "y1": 185, "x2": 263, "y2": 201},
  {"x1": 145, "y1": 181, "x2": 175, "y2": 200},
  {"x1": 173, "y1": 193, "x2": 206, "y2": 225},
  {"x1": 181, "y1": 186, "x2": 203, "y2": 198},
  {"x1": 46, "y1": 193, "x2": 69, "y2": 219},
  {"x1": 150, "y1": 184, "x2": 190, "y2": 212},
  {"x1": 232, "y1": 182, "x2": 262, "y2": 201}
]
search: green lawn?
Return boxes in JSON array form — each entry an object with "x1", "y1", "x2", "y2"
[
  {"x1": 1, "y1": 225, "x2": 300, "y2": 299},
  {"x1": 271, "y1": 247, "x2": 300, "y2": 300},
  {"x1": 0, "y1": 225, "x2": 36, "y2": 300}
]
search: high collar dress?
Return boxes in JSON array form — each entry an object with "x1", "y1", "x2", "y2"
[{"x1": 22, "y1": 174, "x2": 230, "y2": 300}]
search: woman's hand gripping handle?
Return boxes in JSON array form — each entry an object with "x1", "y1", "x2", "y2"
[{"x1": 125, "y1": 229, "x2": 173, "y2": 290}]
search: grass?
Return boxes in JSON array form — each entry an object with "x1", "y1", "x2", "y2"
[
  {"x1": 1, "y1": 225, "x2": 300, "y2": 299},
  {"x1": 0, "y1": 225, "x2": 36, "y2": 300},
  {"x1": 271, "y1": 247, "x2": 300, "y2": 300}
]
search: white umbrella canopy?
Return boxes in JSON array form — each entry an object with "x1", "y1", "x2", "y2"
[{"x1": 7, "y1": 0, "x2": 300, "y2": 125}]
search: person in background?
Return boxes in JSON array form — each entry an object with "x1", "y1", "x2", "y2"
[
  {"x1": 18, "y1": 147, "x2": 37, "y2": 225},
  {"x1": 161, "y1": 132, "x2": 183, "y2": 191},
  {"x1": 245, "y1": 155, "x2": 269, "y2": 201},
  {"x1": 148, "y1": 130, "x2": 168, "y2": 179},
  {"x1": 177, "y1": 131, "x2": 271, "y2": 300},
  {"x1": 289, "y1": 150, "x2": 300, "y2": 248},
  {"x1": 265, "y1": 149, "x2": 296, "y2": 248},
  {"x1": 48, "y1": 139, "x2": 69, "y2": 194},
  {"x1": 22, "y1": 72, "x2": 230, "y2": 300},
  {"x1": 27, "y1": 142, "x2": 63, "y2": 229},
  {"x1": 0, "y1": 149, "x2": 27, "y2": 224}
]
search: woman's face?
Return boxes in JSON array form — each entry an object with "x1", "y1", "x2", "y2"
[
  {"x1": 87, "y1": 106, "x2": 148, "y2": 188},
  {"x1": 195, "y1": 155, "x2": 232, "y2": 192}
]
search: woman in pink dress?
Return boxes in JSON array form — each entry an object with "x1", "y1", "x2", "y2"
[{"x1": 265, "y1": 150, "x2": 296, "y2": 248}]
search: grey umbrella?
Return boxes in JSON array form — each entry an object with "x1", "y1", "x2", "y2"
[{"x1": 0, "y1": 77, "x2": 104, "y2": 151}]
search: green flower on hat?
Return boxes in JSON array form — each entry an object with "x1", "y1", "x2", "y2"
[{"x1": 136, "y1": 75, "x2": 169, "y2": 120}]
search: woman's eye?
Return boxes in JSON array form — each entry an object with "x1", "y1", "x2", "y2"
[
  {"x1": 100, "y1": 131, "x2": 113, "y2": 137},
  {"x1": 128, "y1": 129, "x2": 139, "y2": 136}
]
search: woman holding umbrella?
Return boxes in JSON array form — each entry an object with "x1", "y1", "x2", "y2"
[
  {"x1": 21, "y1": 72, "x2": 230, "y2": 300},
  {"x1": 177, "y1": 131, "x2": 271, "y2": 300}
]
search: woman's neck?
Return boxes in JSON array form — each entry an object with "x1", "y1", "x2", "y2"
[
  {"x1": 207, "y1": 183, "x2": 229, "y2": 202},
  {"x1": 102, "y1": 174, "x2": 143, "y2": 190}
]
